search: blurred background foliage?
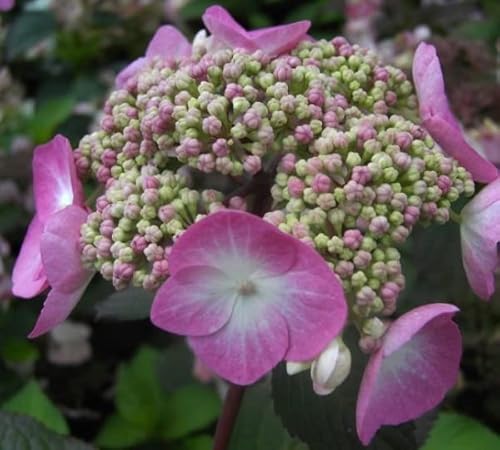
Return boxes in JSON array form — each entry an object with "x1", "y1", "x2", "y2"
[{"x1": 0, "y1": 0, "x2": 500, "y2": 449}]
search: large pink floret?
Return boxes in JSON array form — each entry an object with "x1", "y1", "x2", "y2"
[
  {"x1": 151, "y1": 210, "x2": 347, "y2": 385},
  {"x1": 116, "y1": 25, "x2": 191, "y2": 88},
  {"x1": 30, "y1": 206, "x2": 94, "y2": 338},
  {"x1": 202, "y1": 6, "x2": 310, "y2": 57},
  {"x1": 460, "y1": 178, "x2": 500, "y2": 300},
  {"x1": 356, "y1": 303, "x2": 461, "y2": 445},
  {"x1": 12, "y1": 135, "x2": 86, "y2": 299},
  {"x1": 412, "y1": 43, "x2": 497, "y2": 184}
]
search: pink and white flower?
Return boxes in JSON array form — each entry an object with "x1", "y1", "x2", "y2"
[
  {"x1": 460, "y1": 178, "x2": 500, "y2": 300},
  {"x1": 412, "y1": 42, "x2": 497, "y2": 184},
  {"x1": 356, "y1": 303, "x2": 461, "y2": 445},
  {"x1": 11, "y1": 135, "x2": 94, "y2": 337},
  {"x1": 151, "y1": 210, "x2": 347, "y2": 385},
  {"x1": 202, "y1": 6, "x2": 310, "y2": 57},
  {"x1": 116, "y1": 25, "x2": 192, "y2": 88}
]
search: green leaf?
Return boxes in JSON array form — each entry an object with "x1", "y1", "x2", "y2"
[
  {"x1": 95, "y1": 288, "x2": 154, "y2": 321},
  {"x1": 27, "y1": 96, "x2": 76, "y2": 144},
  {"x1": 271, "y1": 328, "x2": 418, "y2": 450},
  {"x1": 230, "y1": 383, "x2": 307, "y2": 450},
  {"x1": 5, "y1": 11, "x2": 56, "y2": 60},
  {"x1": 0, "y1": 338, "x2": 39, "y2": 364},
  {"x1": 421, "y1": 413, "x2": 500, "y2": 450},
  {"x1": 95, "y1": 414, "x2": 151, "y2": 449},
  {"x1": 156, "y1": 342, "x2": 196, "y2": 392},
  {"x1": 115, "y1": 347, "x2": 164, "y2": 431},
  {"x1": 2, "y1": 380, "x2": 69, "y2": 435},
  {"x1": 0, "y1": 411, "x2": 93, "y2": 449},
  {"x1": 160, "y1": 384, "x2": 221, "y2": 441},
  {"x1": 180, "y1": 434, "x2": 213, "y2": 450}
]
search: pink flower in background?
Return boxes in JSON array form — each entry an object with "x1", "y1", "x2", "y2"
[
  {"x1": 11, "y1": 135, "x2": 94, "y2": 337},
  {"x1": 412, "y1": 42, "x2": 498, "y2": 184},
  {"x1": 345, "y1": 0, "x2": 382, "y2": 20},
  {"x1": 460, "y1": 178, "x2": 500, "y2": 300},
  {"x1": 356, "y1": 303, "x2": 461, "y2": 445},
  {"x1": 151, "y1": 210, "x2": 347, "y2": 385},
  {"x1": 116, "y1": 25, "x2": 191, "y2": 88},
  {"x1": 202, "y1": 6, "x2": 310, "y2": 57},
  {"x1": 12, "y1": 135, "x2": 85, "y2": 298},
  {"x1": 0, "y1": 0, "x2": 14, "y2": 12}
]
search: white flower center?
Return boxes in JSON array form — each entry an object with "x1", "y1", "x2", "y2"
[{"x1": 237, "y1": 280, "x2": 257, "y2": 296}]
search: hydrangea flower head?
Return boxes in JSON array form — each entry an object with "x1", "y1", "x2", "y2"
[
  {"x1": 151, "y1": 210, "x2": 348, "y2": 385},
  {"x1": 356, "y1": 303, "x2": 461, "y2": 444},
  {"x1": 412, "y1": 42, "x2": 497, "y2": 183},
  {"x1": 460, "y1": 178, "x2": 500, "y2": 300}
]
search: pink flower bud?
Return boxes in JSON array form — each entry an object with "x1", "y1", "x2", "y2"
[
  {"x1": 152, "y1": 259, "x2": 169, "y2": 278},
  {"x1": 273, "y1": 64, "x2": 292, "y2": 81},
  {"x1": 376, "y1": 184, "x2": 393, "y2": 203},
  {"x1": 243, "y1": 110, "x2": 261, "y2": 129},
  {"x1": 228, "y1": 196, "x2": 247, "y2": 211},
  {"x1": 437, "y1": 175, "x2": 452, "y2": 193},
  {"x1": 159, "y1": 205, "x2": 176, "y2": 223},
  {"x1": 279, "y1": 153, "x2": 297, "y2": 173},
  {"x1": 352, "y1": 166, "x2": 372, "y2": 185},
  {"x1": 212, "y1": 138, "x2": 230, "y2": 157},
  {"x1": 288, "y1": 177, "x2": 305, "y2": 198},
  {"x1": 323, "y1": 111, "x2": 338, "y2": 127},
  {"x1": 202, "y1": 116, "x2": 223, "y2": 136},
  {"x1": 343, "y1": 229, "x2": 363, "y2": 249},
  {"x1": 294, "y1": 124, "x2": 314, "y2": 144},
  {"x1": 243, "y1": 155, "x2": 262, "y2": 175},
  {"x1": 224, "y1": 83, "x2": 244, "y2": 100},
  {"x1": 312, "y1": 173, "x2": 332, "y2": 193},
  {"x1": 198, "y1": 153, "x2": 216, "y2": 172},
  {"x1": 307, "y1": 87, "x2": 325, "y2": 106},
  {"x1": 131, "y1": 235, "x2": 148, "y2": 253},
  {"x1": 369, "y1": 216, "x2": 390, "y2": 236}
]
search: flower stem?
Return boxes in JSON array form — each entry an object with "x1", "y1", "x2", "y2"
[{"x1": 213, "y1": 384, "x2": 246, "y2": 450}]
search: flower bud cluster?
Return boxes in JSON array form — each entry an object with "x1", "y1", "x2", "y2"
[
  {"x1": 266, "y1": 111, "x2": 473, "y2": 349},
  {"x1": 79, "y1": 164, "x2": 235, "y2": 291},
  {"x1": 75, "y1": 37, "x2": 415, "y2": 183}
]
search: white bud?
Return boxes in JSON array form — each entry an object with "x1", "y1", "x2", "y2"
[
  {"x1": 311, "y1": 337, "x2": 351, "y2": 395},
  {"x1": 286, "y1": 360, "x2": 312, "y2": 376}
]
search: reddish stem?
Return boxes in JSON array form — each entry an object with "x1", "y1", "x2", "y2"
[{"x1": 213, "y1": 384, "x2": 246, "y2": 450}]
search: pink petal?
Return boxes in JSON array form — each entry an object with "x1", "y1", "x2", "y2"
[
  {"x1": 40, "y1": 205, "x2": 94, "y2": 293},
  {"x1": 356, "y1": 303, "x2": 461, "y2": 445},
  {"x1": 28, "y1": 276, "x2": 93, "y2": 338},
  {"x1": 412, "y1": 43, "x2": 456, "y2": 126},
  {"x1": 424, "y1": 117, "x2": 498, "y2": 184},
  {"x1": 11, "y1": 216, "x2": 48, "y2": 298},
  {"x1": 460, "y1": 178, "x2": 500, "y2": 299},
  {"x1": 33, "y1": 135, "x2": 85, "y2": 221},
  {"x1": 116, "y1": 57, "x2": 147, "y2": 89},
  {"x1": 202, "y1": 5, "x2": 256, "y2": 51},
  {"x1": 189, "y1": 298, "x2": 289, "y2": 385},
  {"x1": 145, "y1": 25, "x2": 191, "y2": 59},
  {"x1": 168, "y1": 211, "x2": 297, "y2": 278},
  {"x1": 247, "y1": 21, "x2": 310, "y2": 56},
  {"x1": 0, "y1": 0, "x2": 14, "y2": 11},
  {"x1": 282, "y1": 243, "x2": 348, "y2": 361},
  {"x1": 412, "y1": 43, "x2": 497, "y2": 183},
  {"x1": 151, "y1": 265, "x2": 237, "y2": 336},
  {"x1": 116, "y1": 26, "x2": 191, "y2": 88},
  {"x1": 202, "y1": 6, "x2": 310, "y2": 56}
]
